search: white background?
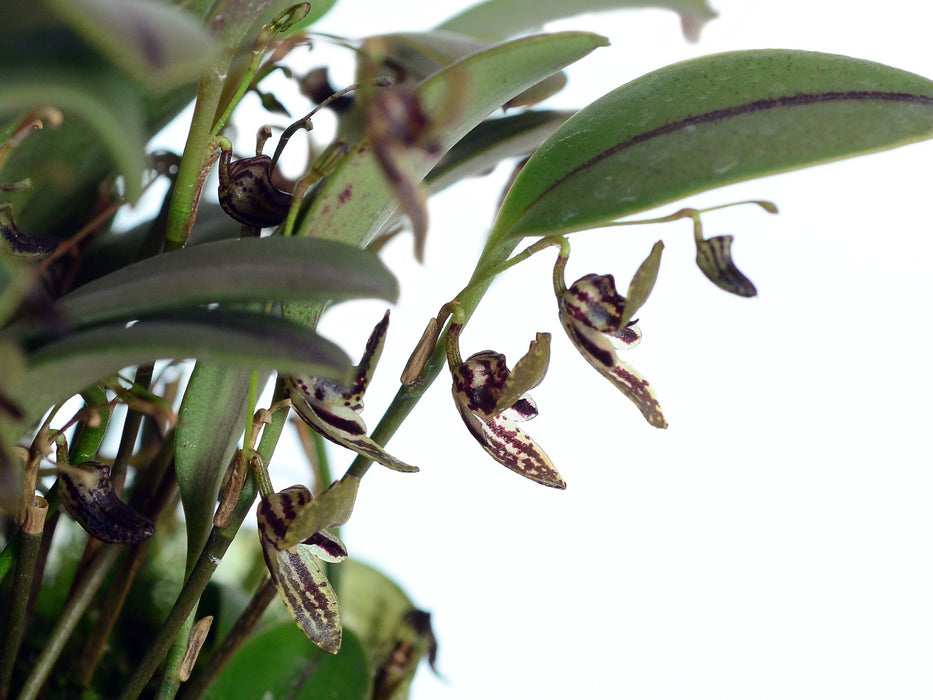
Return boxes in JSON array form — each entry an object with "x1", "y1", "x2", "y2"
[{"x1": 200, "y1": 1, "x2": 933, "y2": 698}]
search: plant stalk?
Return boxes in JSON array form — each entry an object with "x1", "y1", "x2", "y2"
[
  {"x1": 16, "y1": 544, "x2": 123, "y2": 700},
  {"x1": 0, "y1": 523, "x2": 43, "y2": 700},
  {"x1": 176, "y1": 575, "x2": 277, "y2": 700}
]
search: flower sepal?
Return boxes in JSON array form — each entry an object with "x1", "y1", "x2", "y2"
[{"x1": 287, "y1": 311, "x2": 418, "y2": 473}]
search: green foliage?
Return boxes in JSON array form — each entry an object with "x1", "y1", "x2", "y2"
[{"x1": 0, "y1": 1, "x2": 931, "y2": 698}]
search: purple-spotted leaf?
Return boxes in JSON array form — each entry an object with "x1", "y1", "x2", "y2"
[
  {"x1": 452, "y1": 350, "x2": 564, "y2": 489},
  {"x1": 493, "y1": 332, "x2": 550, "y2": 416},
  {"x1": 558, "y1": 274, "x2": 667, "y2": 428},
  {"x1": 287, "y1": 313, "x2": 418, "y2": 473},
  {"x1": 619, "y1": 241, "x2": 664, "y2": 326},
  {"x1": 695, "y1": 234, "x2": 757, "y2": 297},
  {"x1": 257, "y1": 486, "x2": 343, "y2": 653},
  {"x1": 493, "y1": 50, "x2": 933, "y2": 241}
]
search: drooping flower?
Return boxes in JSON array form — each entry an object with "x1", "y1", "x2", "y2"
[
  {"x1": 257, "y1": 485, "x2": 347, "y2": 653},
  {"x1": 695, "y1": 233, "x2": 758, "y2": 297},
  {"x1": 558, "y1": 273, "x2": 667, "y2": 428},
  {"x1": 449, "y1": 330, "x2": 565, "y2": 489},
  {"x1": 287, "y1": 311, "x2": 418, "y2": 472},
  {"x1": 58, "y1": 461, "x2": 155, "y2": 544}
]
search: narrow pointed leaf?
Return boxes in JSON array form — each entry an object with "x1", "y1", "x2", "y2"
[
  {"x1": 176, "y1": 365, "x2": 255, "y2": 569},
  {"x1": 18, "y1": 310, "x2": 352, "y2": 423},
  {"x1": 47, "y1": 238, "x2": 398, "y2": 332},
  {"x1": 437, "y1": 0, "x2": 716, "y2": 42},
  {"x1": 494, "y1": 50, "x2": 933, "y2": 241}
]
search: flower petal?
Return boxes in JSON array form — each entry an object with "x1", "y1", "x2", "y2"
[
  {"x1": 453, "y1": 389, "x2": 564, "y2": 489},
  {"x1": 287, "y1": 376, "x2": 418, "y2": 472},
  {"x1": 304, "y1": 529, "x2": 348, "y2": 563},
  {"x1": 257, "y1": 486, "x2": 342, "y2": 653},
  {"x1": 452, "y1": 350, "x2": 510, "y2": 418}
]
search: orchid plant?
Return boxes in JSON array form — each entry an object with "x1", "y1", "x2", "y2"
[{"x1": 2, "y1": 1, "x2": 933, "y2": 698}]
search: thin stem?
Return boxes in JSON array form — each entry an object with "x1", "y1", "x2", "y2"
[
  {"x1": 0, "y1": 526, "x2": 43, "y2": 700},
  {"x1": 164, "y1": 71, "x2": 226, "y2": 251},
  {"x1": 16, "y1": 544, "x2": 123, "y2": 700},
  {"x1": 177, "y1": 576, "x2": 278, "y2": 700},
  {"x1": 73, "y1": 435, "x2": 179, "y2": 687}
]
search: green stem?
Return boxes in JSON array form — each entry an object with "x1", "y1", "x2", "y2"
[
  {"x1": 176, "y1": 576, "x2": 277, "y2": 700},
  {"x1": 16, "y1": 544, "x2": 123, "y2": 700},
  {"x1": 157, "y1": 610, "x2": 197, "y2": 700},
  {"x1": 0, "y1": 529, "x2": 42, "y2": 700},
  {"x1": 164, "y1": 70, "x2": 226, "y2": 251},
  {"x1": 73, "y1": 435, "x2": 179, "y2": 688}
]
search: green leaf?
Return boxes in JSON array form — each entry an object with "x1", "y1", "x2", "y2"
[
  {"x1": 176, "y1": 364, "x2": 255, "y2": 570},
  {"x1": 0, "y1": 69, "x2": 147, "y2": 205},
  {"x1": 338, "y1": 560, "x2": 417, "y2": 667},
  {"x1": 44, "y1": 0, "x2": 216, "y2": 93},
  {"x1": 204, "y1": 623, "x2": 369, "y2": 700},
  {"x1": 295, "y1": 31, "x2": 607, "y2": 248},
  {"x1": 18, "y1": 310, "x2": 352, "y2": 424},
  {"x1": 493, "y1": 50, "x2": 933, "y2": 241},
  {"x1": 49, "y1": 237, "x2": 399, "y2": 331},
  {"x1": 426, "y1": 110, "x2": 574, "y2": 193},
  {"x1": 437, "y1": 0, "x2": 716, "y2": 42}
]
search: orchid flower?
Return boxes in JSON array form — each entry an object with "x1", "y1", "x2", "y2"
[
  {"x1": 286, "y1": 311, "x2": 418, "y2": 472},
  {"x1": 257, "y1": 485, "x2": 347, "y2": 653},
  {"x1": 557, "y1": 272, "x2": 667, "y2": 429},
  {"x1": 449, "y1": 327, "x2": 565, "y2": 489}
]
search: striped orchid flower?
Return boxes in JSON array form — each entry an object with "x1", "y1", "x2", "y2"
[
  {"x1": 448, "y1": 327, "x2": 565, "y2": 489},
  {"x1": 286, "y1": 311, "x2": 417, "y2": 472},
  {"x1": 557, "y1": 264, "x2": 667, "y2": 429},
  {"x1": 257, "y1": 485, "x2": 347, "y2": 653}
]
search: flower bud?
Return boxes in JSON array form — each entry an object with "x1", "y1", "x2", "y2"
[{"x1": 58, "y1": 461, "x2": 155, "y2": 544}]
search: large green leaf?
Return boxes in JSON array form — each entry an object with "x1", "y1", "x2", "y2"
[
  {"x1": 17, "y1": 310, "x2": 352, "y2": 423},
  {"x1": 294, "y1": 31, "x2": 607, "y2": 248},
  {"x1": 436, "y1": 0, "x2": 716, "y2": 42},
  {"x1": 492, "y1": 50, "x2": 933, "y2": 241},
  {"x1": 204, "y1": 623, "x2": 369, "y2": 700},
  {"x1": 49, "y1": 237, "x2": 399, "y2": 330},
  {"x1": 338, "y1": 560, "x2": 416, "y2": 667},
  {"x1": 0, "y1": 69, "x2": 147, "y2": 207},
  {"x1": 45, "y1": 0, "x2": 216, "y2": 93}
]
